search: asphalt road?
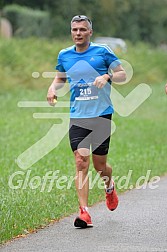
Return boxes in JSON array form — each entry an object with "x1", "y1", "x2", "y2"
[{"x1": 1, "y1": 176, "x2": 167, "y2": 252}]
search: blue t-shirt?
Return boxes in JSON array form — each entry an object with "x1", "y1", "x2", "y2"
[{"x1": 55, "y1": 42, "x2": 121, "y2": 118}]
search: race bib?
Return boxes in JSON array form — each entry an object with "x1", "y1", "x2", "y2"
[{"x1": 75, "y1": 83, "x2": 98, "y2": 101}]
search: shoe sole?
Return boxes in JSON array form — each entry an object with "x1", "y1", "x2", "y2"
[
  {"x1": 74, "y1": 217, "x2": 93, "y2": 228},
  {"x1": 109, "y1": 207, "x2": 117, "y2": 211}
]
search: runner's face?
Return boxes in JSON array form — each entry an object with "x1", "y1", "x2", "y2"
[{"x1": 71, "y1": 21, "x2": 92, "y2": 47}]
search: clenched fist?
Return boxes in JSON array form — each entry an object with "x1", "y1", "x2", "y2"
[{"x1": 93, "y1": 74, "x2": 109, "y2": 88}]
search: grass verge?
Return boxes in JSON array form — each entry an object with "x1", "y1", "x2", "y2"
[{"x1": 0, "y1": 38, "x2": 167, "y2": 244}]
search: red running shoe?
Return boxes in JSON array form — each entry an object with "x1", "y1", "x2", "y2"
[
  {"x1": 106, "y1": 184, "x2": 119, "y2": 211},
  {"x1": 74, "y1": 207, "x2": 93, "y2": 228}
]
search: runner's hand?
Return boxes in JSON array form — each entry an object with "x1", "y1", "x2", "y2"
[
  {"x1": 47, "y1": 85, "x2": 57, "y2": 106},
  {"x1": 93, "y1": 75, "x2": 109, "y2": 88}
]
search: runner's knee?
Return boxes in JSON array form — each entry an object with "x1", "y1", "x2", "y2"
[{"x1": 74, "y1": 151, "x2": 89, "y2": 172}]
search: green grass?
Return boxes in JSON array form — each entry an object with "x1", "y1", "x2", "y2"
[{"x1": 0, "y1": 38, "x2": 167, "y2": 244}]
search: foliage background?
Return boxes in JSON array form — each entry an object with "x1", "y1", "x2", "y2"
[{"x1": 0, "y1": 0, "x2": 167, "y2": 44}]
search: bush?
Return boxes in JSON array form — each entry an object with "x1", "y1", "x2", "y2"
[{"x1": 2, "y1": 4, "x2": 52, "y2": 38}]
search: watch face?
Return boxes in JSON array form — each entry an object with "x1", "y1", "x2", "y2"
[{"x1": 109, "y1": 72, "x2": 113, "y2": 79}]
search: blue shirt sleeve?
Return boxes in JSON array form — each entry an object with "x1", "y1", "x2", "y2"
[
  {"x1": 55, "y1": 52, "x2": 66, "y2": 72},
  {"x1": 104, "y1": 46, "x2": 121, "y2": 70}
]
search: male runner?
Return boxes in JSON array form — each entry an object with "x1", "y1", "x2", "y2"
[{"x1": 47, "y1": 15, "x2": 126, "y2": 228}]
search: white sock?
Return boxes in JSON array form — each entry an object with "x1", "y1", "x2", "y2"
[{"x1": 83, "y1": 206, "x2": 89, "y2": 212}]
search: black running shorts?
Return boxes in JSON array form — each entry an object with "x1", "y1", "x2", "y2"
[{"x1": 69, "y1": 114, "x2": 112, "y2": 155}]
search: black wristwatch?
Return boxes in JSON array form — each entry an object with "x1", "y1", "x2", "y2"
[{"x1": 108, "y1": 72, "x2": 113, "y2": 80}]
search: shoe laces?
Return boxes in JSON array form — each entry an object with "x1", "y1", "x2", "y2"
[{"x1": 106, "y1": 185, "x2": 114, "y2": 194}]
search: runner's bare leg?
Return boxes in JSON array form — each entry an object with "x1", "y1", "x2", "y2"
[{"x1": 74, "y1": 149, "x2": 90, "y2": 207}]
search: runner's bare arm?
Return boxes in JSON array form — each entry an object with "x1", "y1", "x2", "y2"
[
  {"x1": 111, "y1": 64, "x2": 126, "y2": 84},
  {"x1": 47, "y1": 71, "x2": 66, "y2": 105}
]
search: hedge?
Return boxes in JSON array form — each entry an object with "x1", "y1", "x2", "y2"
[{"x1": 2, "y1": 4, "x2": 52, "y2": 38}]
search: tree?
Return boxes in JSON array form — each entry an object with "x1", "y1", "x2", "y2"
[{"x1": 1, "y1": 0, "x2": 167, "y2": 45}]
